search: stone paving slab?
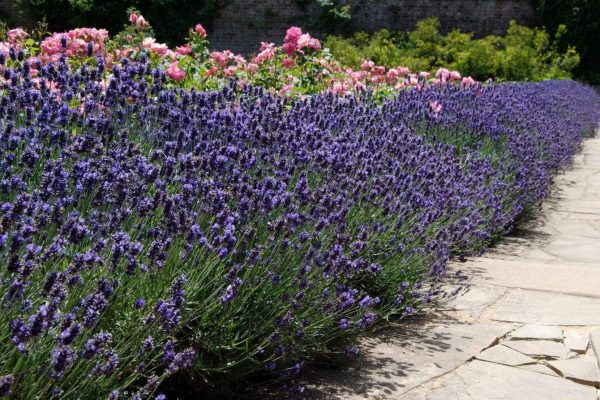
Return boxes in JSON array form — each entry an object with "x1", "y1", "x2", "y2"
[
  {"x1": 591, "y1": 330, "x2": 600, "y2": 368},
  {"x1": 547, "y1": 358, "x2": 600, "y2": 386},
  {"x1": 510, "y1": 325, "x2": 564, "y2": 341},
  {"x1": 306, "y1": 322, "x2": 511, "y2": 399},
  {"x1": 463, "y1": 258, "x2": 600, "y2": 298},
  {"x1": 493, "y1": 289, "x2": 600, "y2": 326},
  {"x1": 438, "y1": 284, "x2": 506, "y2": 320},
  {"x1": 475, "y1": 344, "x2": 536, "y2": 366},
  {"x1": 400, "y1": 361, "x2": 597, "y2": 400},
  {"x1": 503, "y1": 340, "x2": 571, "y2": 359},
  {"x1": 541, "y1": 236, "x2": 600, "y2": 264},
  {"x1": 565, "y1": 336, "x2": 591, "y2": 353},
  {"x1": 519, "y1": 362, "x2": 561, "y2": 377}
]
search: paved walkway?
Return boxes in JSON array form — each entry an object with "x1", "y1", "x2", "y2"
[{"x1": 307, "y1": 137, "x2": 600, "y2": 399}]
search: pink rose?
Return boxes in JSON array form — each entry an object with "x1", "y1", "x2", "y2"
[
  {"x1": 136, "y1": 16, "x2": 148, "y2": 30},
  {"x1": 397, "y1": 67, "x2": 410, "y2": 76},
  {"x1": 449, "y1": 70, "x2": 461, "y2": 81},
  {"x1": 307, "y1": 38, "x2": 321, "y2": 51},
  {"x1": 195, "y1": 24, "x2": 207, "y2": 37},
  {"x1": 435, "y1": 68, "x2": 449, "y2": 79},
  {"x1": 461, "y1": 76, "x2": 476, "y2": 87},
  {"x1": 129, "y1": 13, "x2": 138, "y2": 23},
  {"x1": 282, "y1": 42, "x2": 296, "y2": 55},
  {"x1": 282, "y1": 57, "x2": 295, "y2": 69},
  {"x1": 166, "y1": 61, "x2": 186, "y2": 81},
  {"x1": 246, "y1": 63, "x2": 258, "y2": 74},
  {"x1": 279, "y1": 84, "x2": 293, "y2": 96},
  {"x1": 176, "y1": 45, "x2": 192, "y2": 55},
  {"x1": 361, "y1": 60, "x2": 374, "y2": 71},
  {"x1": 41, "y1": 37, "x2": 61, "y2": 55},
  {"x1": 254, "y1": 47, "x2": 274, "y2": 64},
  {"x1": 7, "y1": 28, "x2": 28, "y2": 43},
  {"x1": 210, "y1": 51, "x2": 229, "y2": 67},
  {"x1": 372, "y1": 66, "x2": 386, "y2": 76},
  {"x1": 430, "y1": 101, "x2": 442, "y2": 113},
  {"x1": 151, "y1": 42, "x2": 168, "y2": 56},
  {"x1": 223, "y1": 66, "x2": 237, "y2": 77},
  {"x1": 284, "y1": 26, "x2": 302, "y2": 46},
  {"x1": 205, "y1": 66, "x2": 218, "y2": 77}
]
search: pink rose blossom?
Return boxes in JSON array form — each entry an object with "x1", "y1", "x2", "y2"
[
  {"x1": 259, "y1": 42, "x2": 275, "y2": 52},
  {"x1": 205, "y1": 66, "x2": 218, "y2": 77},
  {"x1": 361, "y1": 60, "x2": 374, "y2": 71},
  {"x1": 129, "y1": 13, "x2": 138, "y2": 23},
  {"x1": 254, "y1": 47, "x2": 275, "y2": 64},
  {"x1": 282, "y1": 42, "x2": 296, "y2": 55},
  {"x1": 166, "y1": 61, "x2": 186, "y2": 81},
  {"x1": 7, "y1": 28, "x2": 28, "y2": 43},
  {"x1": 223, "y1": 66, "x2": 237, "y2": 77},
  {"x1": 461, "y1": 76, "x2": 476, "y2": 87},
  {"x1": 282, "y1": 57, "x2": 296, "y2": 69},
  {"x1": 430, "y1": 101, "x2": 442, "y2": 113},
  {"x1": 136, "y1": 16, "x2": 148, "y2": 29},
  {"x1": 372, "y1": 66, "x2": 386, "y2": 76},
  {"x1": 284, "y1": 26, "x2": 302, "y2": 47},
  {"x1": 176, "y1": 45, "x2": 192, "y2": 55},
  {"x1": 195, "y1": 24, "x2": 207, "y2": 37},
  {"x1": 279, "y1": 84, "x2": 293, "y2": 96},
  {"x1": 449, "y1": 70, "x2": 461, "y2": 81},
  {"x1": 435, "y1": 68, "x2": 449, "y2": 79},
  {"x1": 246, "y1": 63, "x2": 258, "y2": 74},
  {"x1": 397, "y1": 67, "x2": 410, "y2": 76}
]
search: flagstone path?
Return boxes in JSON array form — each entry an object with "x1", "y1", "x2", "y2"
[{"x1": 306, "y1": 136, "x2": 600, "y2": 399}]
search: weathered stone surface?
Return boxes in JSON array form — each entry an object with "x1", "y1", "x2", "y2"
[
  {"x1": 510, "y1": 325, "x2": 564, "y2": 341},
  {"x1": 591, "y1": 330, "x2": 600, "y2": 368},
  {"x1": 519, "y1": 363, "x2": 561, "y2": 377},
  {"x1": 503, "y1": 340, "x2": 571, "y2": 359},
  {"x1": 306, "y1": 322, "x2": 510, "y2": 399},
  {"x1": 493, "y1": 290, "x2": 600, "y2": 326},
  {"x1": 565, "y1": 336, "x2": 590, "y2": 353},
  {"x1": 475, "y1": 344, "x2": 536, "y2": 366},
  {"x1": 463, "y1": 259, "x2": 600, "y2": 298},
  {"x1": 407, "y1": 360, "x2": 597, "y2": 400},
  {"x1": 541, "y1": 236, "x2": 600, "y2": 264},
  {"x1": 439, "y1": 284, "x2": 506, "y2": 319},
  {"x1": 547, "y1": 358, "x2": 600, "y2": 386}
]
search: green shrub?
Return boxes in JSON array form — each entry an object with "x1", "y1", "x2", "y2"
[
  {"x1": 324, "y1": 18, "x2": 580, "y2": 82},
  {"x1": 535, "y1": 0, "x2": 600, "y2": 84}
]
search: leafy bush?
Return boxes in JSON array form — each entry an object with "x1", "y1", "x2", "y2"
[
  {"x1": 325, "y1": 18, "x2": 580, "y2": 82},
  {"x1": 535, "y1": 0, "x2": 600, "y2": 84}
]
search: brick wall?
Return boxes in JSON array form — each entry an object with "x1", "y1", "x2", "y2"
[
  {"x1": 0, "y1": 0, "x2": 31, "y2": 26},
  {"x1": 209, "y1": 0, "x2": 537, "y2": 54}
]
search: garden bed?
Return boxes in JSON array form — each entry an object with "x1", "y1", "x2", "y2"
[{"x1": 0, "y1": 20, "x2": 599, "y2": 400}]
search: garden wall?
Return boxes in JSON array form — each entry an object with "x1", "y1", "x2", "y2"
[{"x1": 209, "y1": 0, "x2": 537, "y2": 54}]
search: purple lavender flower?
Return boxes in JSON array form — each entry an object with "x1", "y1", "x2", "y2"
[
  {"x1": 51, "y1": 345, "x2": 75, "y2": 378},
  {"x1": 0, "y1": 375, "x2": 14, "y2": 396}
]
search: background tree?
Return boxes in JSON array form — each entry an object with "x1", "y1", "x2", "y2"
[{"x1": 535, "y1": 0, "x2": 600, "y2": 84}]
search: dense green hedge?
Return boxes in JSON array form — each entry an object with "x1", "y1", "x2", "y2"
[
  {"x1": 535, "y1": 0, "x2": 600, "y2": 84},
  {"x1": 325, "y1": 18, "x2": 580, "y2": 82}
]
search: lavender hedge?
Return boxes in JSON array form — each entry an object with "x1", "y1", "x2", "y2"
[{"x1": 0, "y1": 54, "x2": 599, "y2": 398}]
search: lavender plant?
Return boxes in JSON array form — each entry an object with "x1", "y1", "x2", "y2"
[{"x1": 0, "y1": 48, "x2": 598, "y2": 399}]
